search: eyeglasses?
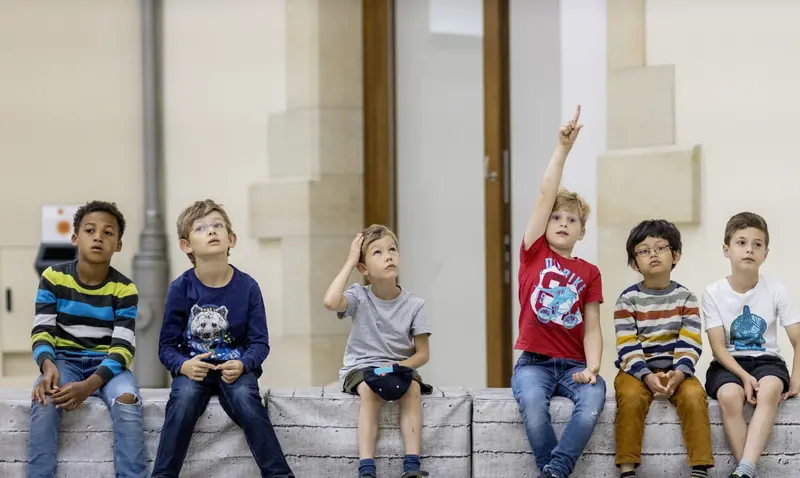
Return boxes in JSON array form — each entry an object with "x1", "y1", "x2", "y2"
[{"x1": 634, "y1": 245, "x2": 671, "y2": 257}]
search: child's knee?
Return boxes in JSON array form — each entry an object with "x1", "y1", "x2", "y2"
[
  {"x1": 114, "y1": 393, "x2": 139, "y2": 405},
  {"x1": 756, "y1": 376, "x2": 784, "y2": 404},
  {"x1": 357, "y1": 382, "x2": 381, "y2": 405},
  {"x1": 716, "y1": 384, "x2": 744, "y2": 412}
]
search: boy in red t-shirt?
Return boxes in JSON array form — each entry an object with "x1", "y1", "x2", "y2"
[{"x1": 511, "y1": 105, "x2": 605, "y2": 478}]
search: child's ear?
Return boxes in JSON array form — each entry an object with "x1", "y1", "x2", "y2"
[
  {"x1": 71, "y1": 233, "x2": 78, "y2": 247},
  {"x1": 722, "y1": 244, "x2": 730, "y2": 258},
  {"x1": 179, "y1": 238, "x2": 193, "y2": 254},
  {"x1": 115, "y1": 240, "x2": 123, "y2": 253},
  {"x1": 672, "y1": 250, "x2": 681, "y2": 266},
  {"x1": 578, "y1": 228, "x2": 586, "y2": 241},
  {"x1": 356, "y1": 263, "x2": 368, "y2": 275}
]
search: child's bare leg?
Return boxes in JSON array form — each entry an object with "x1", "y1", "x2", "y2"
[
  {"x1": 399, "y1": 381, "x2": 423, "y2": 455},
  {"x1": 716, "y1": 383, "x2": 747, "y2": 461},
  {"x1": 741, "y1": 376, "x2": 783, "y2": 464},
  {"x1": 357, "y1": 382, "x2": 383, "y2": 460}
]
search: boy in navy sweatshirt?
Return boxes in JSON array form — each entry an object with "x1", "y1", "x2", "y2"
[{"x1": 151, "y1": 199, "x2": 294, "y2": 478}]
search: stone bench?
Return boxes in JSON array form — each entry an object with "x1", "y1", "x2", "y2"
[
  {"x1": 470, "y1": 388, "x2": 800, "y2": 478},
  {"x1": 267, "y1": 386, "x2": 473, "y2": 477}
]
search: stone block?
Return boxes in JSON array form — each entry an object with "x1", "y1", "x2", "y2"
[
  {"x1": 470, "y1": 388, "x2": 800, "y2": 477},
  {"x1": 0, "y1": 388, "x2": 265, "y2": 477},
  {"x1": 248, "y1": 174, "x2": 363, "y2": 239},
  {"x1": 607, "y1": 0, "x2": 645, "y2": 69},
  {"x1": 598, "y1": 145, "x2": 701, "y2": 225},
  {"x1": 268, "y1": 386, "x2": 472, "y2": 476},
  {"x1": 608, "y1": 65, "x2": 675, "y2": 149},
  {"x1": 268, "y1": 107, "x2": 363, "y2": 178}
]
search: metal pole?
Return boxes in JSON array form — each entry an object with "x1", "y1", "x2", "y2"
[{"x1": 132, "y1": 0, "x2": 169, "y2": 387}]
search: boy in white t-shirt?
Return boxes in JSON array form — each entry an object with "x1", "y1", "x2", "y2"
[{"x1": 701, "y1": 212, "x2": 800, "y2": 478}]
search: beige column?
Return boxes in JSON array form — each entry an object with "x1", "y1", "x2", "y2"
[
  {"x1": 249, "y1": 0, "x2": 363, "y2": 387},
  {"x1": 597, "y1": 0, "x2": 702, "y2": 385}
]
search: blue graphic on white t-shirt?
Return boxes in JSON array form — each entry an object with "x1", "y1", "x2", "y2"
[
  {"x1": 185, "y1": 304, "x2": 243, "y2": 360},
  {"x1": 730, "y1": 305, "x2": 767, "y2": 352},
  {"x1": 530, "y1": 258, "x2": 587, "y2": 330}
]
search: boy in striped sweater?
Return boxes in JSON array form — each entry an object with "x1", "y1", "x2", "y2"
[
  {"x1": 27, "y1": 201, "x2": 146, "y2": 478},
  {"x1": 614, "y1": 219, "x2": 713, "y2": 478}
]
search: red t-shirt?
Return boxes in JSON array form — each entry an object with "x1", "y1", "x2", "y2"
[{"x1": 515, "y1": 234, "x2": 603, "y2": 362}]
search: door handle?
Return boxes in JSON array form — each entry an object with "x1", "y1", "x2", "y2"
[{"x1": 5, "y1": 288, "x2": 10, "y2": 313}]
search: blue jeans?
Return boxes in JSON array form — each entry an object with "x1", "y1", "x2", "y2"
[
  {"x1": 27, "y1": 355, "x2": 146, "y2": 478},
  {"x1": 511, "y1": 352, "x2": 606, "y2": 478},
  {"x1": 151, "y1": 371, "x2": 294, "y2": 478}
]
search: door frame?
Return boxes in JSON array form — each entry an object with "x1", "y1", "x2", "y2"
[{"x1": 362, "y1": 0, "x2": 512, "y2": 387}]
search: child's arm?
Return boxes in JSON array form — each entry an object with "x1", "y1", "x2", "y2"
[
  {"x1": 577, "y1": 301, "x2": 602, "y2": 382},
  {"x1": 703, "y1": 291, "x2": 759, "y2": 404},
  {"x1": 673, "y1": 292, "x2": 703, "y2": 377},
  {"x1": 323, "y1": 233, "x2": 363, "y2": 313},
  {"x1": 783, "y1": 324, "x2": 800, "y2": 400},
  {"x1": 523, "y1": 105, "x2": 583, "y2": 249},
  {"x1": 398, "y1": 334, "x2": 430, "y2": 370},
  {"x1": 31, "y1": 269, "x2": 58, "y2": 371},
  {"x1": 158, "y1": 281, "x2": 192, "y2": 377},
  {"x1": 94, "y1": 283, "x2": 139, "y2": 383},
  {"x1": 237, "y1": 282, "x2": 271, "y2": 374},
  {"x1": 614, "y1": 294, "x2": 651, "y2": 379}
]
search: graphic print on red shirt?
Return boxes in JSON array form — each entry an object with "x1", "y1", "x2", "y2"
[{"x1": 515, "y1": 234, "x2": 603, "y2": 362}]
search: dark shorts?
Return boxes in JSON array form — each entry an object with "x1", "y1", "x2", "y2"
[
  {"x1": 705, "y1": 355, "x2": 790, "y2": 399},
  {"x1": 342, "y1": 367, "x2": 434, "y2": 395}
]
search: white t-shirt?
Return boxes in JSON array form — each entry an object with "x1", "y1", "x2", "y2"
[{"x1": 701, "y1": 275, "x2": 800, "y2": 358}]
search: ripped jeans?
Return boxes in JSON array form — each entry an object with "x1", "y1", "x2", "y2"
[
  {"x1": 511, "y1": 352, "x2": 606, "y2": 478},
  {"x1": 27, "y1": 355, "x2": 146, "y2": 478}
]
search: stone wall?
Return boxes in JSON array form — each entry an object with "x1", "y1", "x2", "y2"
[{"x1": 2, "y1": 388, "x2": 799, "y2": 477}]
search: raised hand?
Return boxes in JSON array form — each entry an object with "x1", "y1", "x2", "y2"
[
  {"x1": 558, "y1": 104, "x2": 583, "y2": 148},
  {"x1": 347, "y1": 233, "x2": 364, "y2": 268}
]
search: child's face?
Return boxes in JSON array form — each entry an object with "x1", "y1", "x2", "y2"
[
  {"x1": 545, "y1": 208, "x2": 584, "y2": 251},
  {"x1": 632, "y1": 236, "x2": 679, "y2": 275},
  {"x1": 724, "y1": 227, "x2": 768, "y2": 272},
  {"x1": 181, "y1": 211, "x2": 236, "y2": 261},
  {"x1": 359, "y1": 235, "x2": 400, "y2": 281},
  {"x1": 72, "y1": 212, "x2": 122, "y2": 264}
]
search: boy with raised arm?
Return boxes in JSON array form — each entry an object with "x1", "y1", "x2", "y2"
[
  {"x1": 151, "y1": 199, "x2": 294, "y2": 478},
  {"x1": 323, "y1": 224, "x2": 432, "y2": 478},
  {"x1": 28, "y1": 201, "x2": 146, "y2": 478},
  {"x1": 614, "y1": 219, "x2": 713, "y2": 477},
  {"x1": 511, "y1": 106, "x2": 606, "y2": 478},
  {"x1": 702, "y1": 212, "x2": 800, "y2": 478}
]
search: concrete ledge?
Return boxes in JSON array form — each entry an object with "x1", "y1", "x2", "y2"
[
  {"x1": 471, "y1": 388, "x2": 800, "y2": 478},
  {"x1": 598, "y1": 144, "x2": 701, "y2": 225},
  {"x1": 267, "y1": 386, "x2": 472, "y2": 477},
  {"x1": 0, "y1": 388, "x2": 262, "y2": 477}
]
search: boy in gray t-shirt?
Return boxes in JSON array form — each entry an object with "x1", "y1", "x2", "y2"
[{"x1": 323, "y1": 224, "x2": 432, "y2": 478}]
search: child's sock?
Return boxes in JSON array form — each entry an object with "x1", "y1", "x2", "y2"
[
  {"x1": 734, "y1": 459, "x2": 756, "y2": 477},
  {"x1": 358, "y1": 458, "x2": 376, "y2": 476},
  {"x1": 403, "y1": 454, "x2": 421, "y2": 473},
  {"x1": 690, "y1": 466, "x2": 709, "y2": 478},
  {"x1": 620, "y1": 471, "x2": 636, "y2": 478}
]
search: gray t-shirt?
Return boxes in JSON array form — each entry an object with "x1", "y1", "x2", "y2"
[{"x1": 337, "y1": 283, "x2": 432, "y2": 383}]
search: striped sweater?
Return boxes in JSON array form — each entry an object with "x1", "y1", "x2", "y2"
[
  {"x1": 31, "y1": 261, "x2": 138, "y2": 383},
  {"x1": 614, "y1": 281, "x2": 703, "y2": 380}
]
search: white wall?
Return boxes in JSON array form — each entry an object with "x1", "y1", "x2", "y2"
[
  {"x1": 395, "y1": 0, "x2": 487, "y2": 388},
  {"x1": 509, "y1": 0, "x2": 606, "y2": 357},
  {"x1": 646, "y1": 0, "x2": 800, "y2": 377}
]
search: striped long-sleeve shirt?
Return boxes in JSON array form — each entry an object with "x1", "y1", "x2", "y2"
[
  {"x1": 614, "y1": 281, "x2": 702, "y2": 380},
  {"x1": 31, "y1": 261, "x2": 138, "y2": 383}
]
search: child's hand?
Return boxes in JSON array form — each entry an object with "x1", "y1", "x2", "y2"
[
  {"x1": 663, "y1": 370, "x2": 685, "y2": 397},
  {"x1": 180, "y1": 352, "x2": 215, "y2": 382},
  {"x1": 558, "y1": 104, "x2": 583, "y2": 148},
  {"x1": 347, "y1": 233, "x2": 364, "y2": 268},
  {"x1": 782, "y1": 378, "x2": 800, "y2": 401},
  {"x1": 572, "y1": 368, "x2": 597, "y2": 385},
  {"x1": 217, "y1": 360, "x2": 245, "y2": 384},
  {"x1": 644, "y1": 372, "x2": 670, "y2": 397},
  {"x1": 742, "y1": 374, "x2": 759, "y2": 405},
  {"x1": 52, "y1": 379, "x2": 94, "y2": 411},
  {"x1": 32, "y1": 359, "x2": 60, "y2": 405}
]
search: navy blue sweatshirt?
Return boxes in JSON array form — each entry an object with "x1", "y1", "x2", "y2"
[{"x1": 158, "y1": 266, "x2": 270, "y2": 377}]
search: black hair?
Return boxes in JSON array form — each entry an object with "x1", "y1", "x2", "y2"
[
  {"x1": 625, "y1": 219, "x2": 682, "y2": 269},
  {"x1": 73, "y1": 201, "x2": 127, "y2": 239}
]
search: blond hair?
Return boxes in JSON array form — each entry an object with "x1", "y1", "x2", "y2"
[
  {"x1": 176, "y1": 199, "x2": 234, "y2": 264},
  {"x1": 360, "y1": 224, "x2": 398, "y2": 263},
  {"x1": 553, "y1": 187, "x2": 590, "y2": 227}
]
